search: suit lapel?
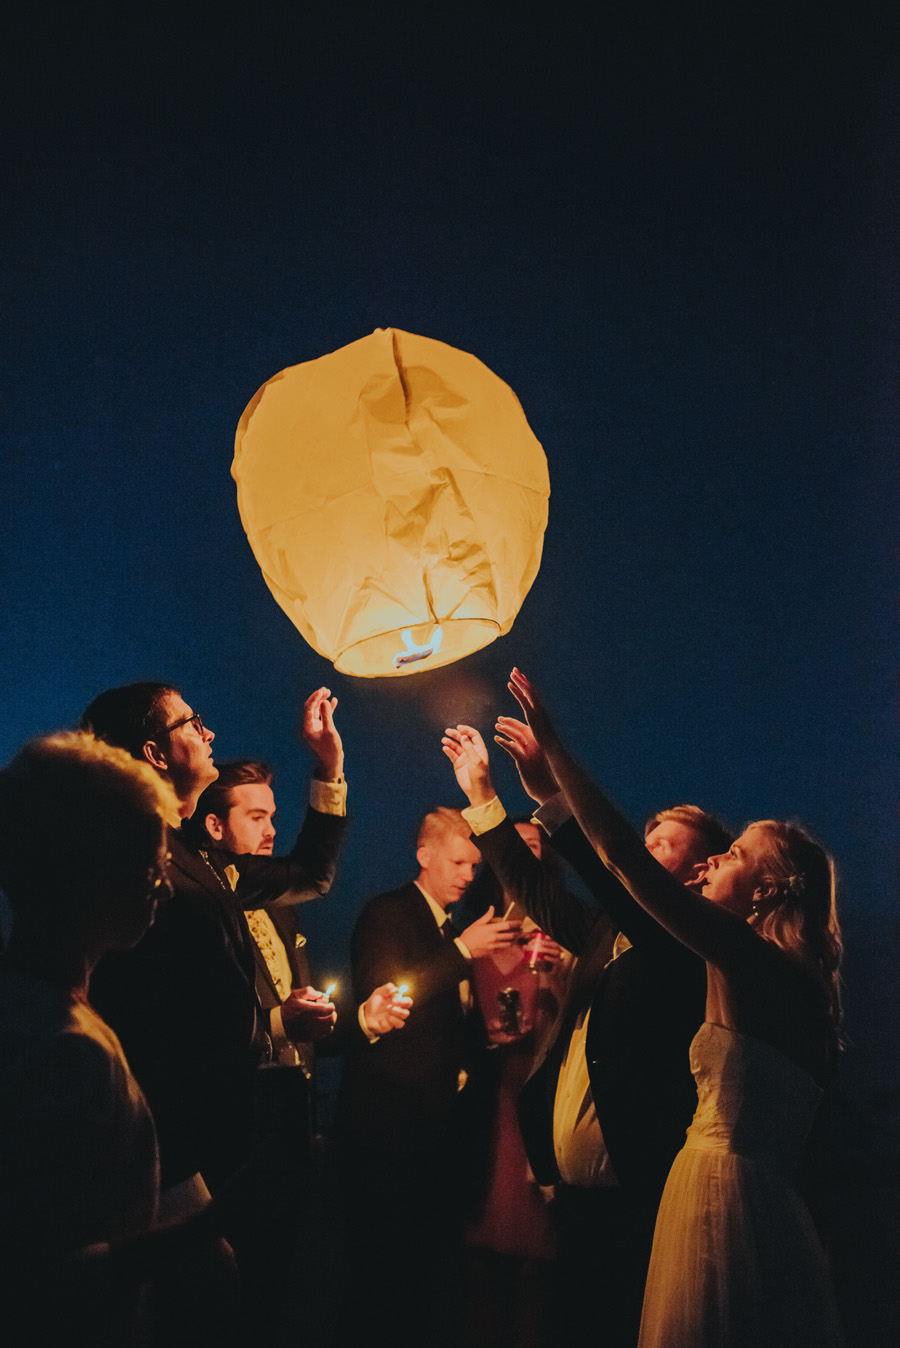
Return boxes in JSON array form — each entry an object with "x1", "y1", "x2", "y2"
[
  {"x1": 405, "y1": 883, "x2": 445, "y2": 946},
  {"x1": 529, "y1": 915, "x2": 615, "y2": 1075},
  {"x1": 567, "y1": 919, "x2": 617, "y2": 1010},
  {"x1": 167, "y1": 829, "x2": 255, "y2": 966},
  {"x1": 168, "y1": 832, "x2": 221, "y2": 890}
]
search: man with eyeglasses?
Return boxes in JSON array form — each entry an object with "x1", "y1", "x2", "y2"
[{"x1": 81, "y1": 681, "x2": 353, "y2": 1241}]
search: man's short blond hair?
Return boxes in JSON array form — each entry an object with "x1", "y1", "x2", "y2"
[
  {"x1": 643, "y1": 804, "x2": 733, "y2": 859},
  {"x1": 416, "y1": 807, "x2": 471, "y2": 852}
]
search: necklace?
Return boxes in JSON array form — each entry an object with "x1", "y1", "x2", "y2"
[{"x1": 197, "y1": 848, "x2": 232, "y2": 893}]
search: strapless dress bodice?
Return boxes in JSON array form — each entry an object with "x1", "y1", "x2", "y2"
[
  {"x1": 684, "y1": 1021, "x2": 822, "y2": 1177},
  {"x1": 638, "y1": 1021, "x2": 844, "y2": 1348}
]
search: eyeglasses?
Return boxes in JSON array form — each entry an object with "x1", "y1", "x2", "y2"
[{"x1": 161, "y1": 711, "x2": 206, "y2": 737}]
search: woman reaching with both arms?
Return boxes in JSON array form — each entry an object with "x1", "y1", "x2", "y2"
[{"x1": 498, "y1": 668, "x2": 845, "y2": 1348}]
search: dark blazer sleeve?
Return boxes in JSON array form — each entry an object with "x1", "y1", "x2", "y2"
[
  {"x1": 472, "y1": 817, "x2": 599, "y2": 955},
  {"x1": 319, "y1": 992, "x2": 370, "y2": 1055},
  {"x1": 548, "y1": 817, "x2": 695, "y2": 955},
  {"x1": 351, "y1": 887, "x2": 469, "y2": 1008},
  {"x1": 231, "y1": 806, "x2": 348, "y2": 909}
]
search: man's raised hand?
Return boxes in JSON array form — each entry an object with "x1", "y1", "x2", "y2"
[
  {"x1": 441, "y1": 724, "x2": 495, "y2": 806},
  {"x1": 300, "y1": 686, "x2": 344, "y2": 781}
]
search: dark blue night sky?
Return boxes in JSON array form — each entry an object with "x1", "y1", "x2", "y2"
[{"x1": 2, "y1": 2, "x2": 897, "y2": 1332}]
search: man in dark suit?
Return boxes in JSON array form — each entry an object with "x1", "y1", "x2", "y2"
[
  {"x1": 198, "y1": 760, "x2": 410, "y2": 1077},
  {"x1": 335, "y1": 807, "x2": 519, "y2": 1346},
  {"x1": 443, "y1": 721, "x2": 732, "y2": 1348},
  {"x1": 83, "y1": 683, "x2": 349, "y2": 1218},
  {"x1": 199, "y1": 760, "x2": 324, "y2": 1076},
  {"x1": 197, "y1": 759, "x2": 409, "y2": 1343}
]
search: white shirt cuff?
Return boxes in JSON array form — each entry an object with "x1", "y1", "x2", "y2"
[
  {"x1": 310, "y1": 776, "x2": 347, "y2": 817},
  {"x1": 533, "y1": 793, "x2": 572, "y2": 835},
  {"x1": 461, "y1": 796, "x2": 507, "y2": 835},
  {"x1": 359, "y1": 1001, "x2": 380, "y2": 1044},
  {"x1": 158, "y1": 1171, "x2": 212, "y2": 1219},
  {"x1": 269, "y1": 1004, "x2": 292, "y2": 1058}
]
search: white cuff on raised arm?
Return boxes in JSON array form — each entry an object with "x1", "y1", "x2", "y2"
[
  {"x1": 461, "y1": 795, "x2": 507, "y2": 835},
  {"x1": 310, "y1": 776, "x2": 347, "y2": 817},
  {"x1": 533, "y1": 793, "x2": 572, "y2": 836}
]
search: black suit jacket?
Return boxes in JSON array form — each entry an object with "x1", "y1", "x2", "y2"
[
  {"x1": 474, "y1": 816, "x2": 706, "y2": 1207},
  {"x1": 90, "y1": 805, "x2": 347, "y2": 1190},
  {"x1": 336, "y1": 882, "x2": 487, "y2": 1156}
]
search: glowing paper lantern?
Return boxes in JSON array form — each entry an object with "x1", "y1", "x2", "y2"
[{"x1": 233, "y1": 327, "x2": 549, "y2": 677}]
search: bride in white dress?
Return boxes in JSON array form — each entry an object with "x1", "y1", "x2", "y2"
[{"x1": 502, "y1": 669, "x2": 845, "y2": 1348}]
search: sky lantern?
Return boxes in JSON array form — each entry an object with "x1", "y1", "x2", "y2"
[{"x1": 233, "y1": 327, "x2": 550, "y2": 678}]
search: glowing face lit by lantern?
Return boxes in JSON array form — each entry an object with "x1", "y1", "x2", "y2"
[{"x1": 233, "y1": 328, "x2": 549, "y2": 677}]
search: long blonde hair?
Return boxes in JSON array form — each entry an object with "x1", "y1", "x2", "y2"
[{"x1": 749, "y1": 820, "x2": 843, "y2": 1041}]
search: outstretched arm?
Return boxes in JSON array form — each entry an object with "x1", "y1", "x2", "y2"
[
  {"x1": 441, "y1": 723, "x2": 496, "y2": 806},
  {"x1": 234, "y1": 806, "x2": 347, "y2": 909},
  {"x1": 506, "y1": 668, "x2": 754, "y2": 971},
  {"x1": 489, "y1": 716, "x2": 683, "y2": 951},
  {"x1": 442, "y1": 723, "x2": 597, "y2": 954},
  {"x1": 493, "y1": 716, "x2": 560, "y2": 805},
  {"x1": 232, "y1": 686, "x2": 348, "y2": 908}
]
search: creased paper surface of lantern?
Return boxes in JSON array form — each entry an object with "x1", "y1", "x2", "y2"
[{"x1": 233, "y1": 328, "x2": 549, "y2": 677}]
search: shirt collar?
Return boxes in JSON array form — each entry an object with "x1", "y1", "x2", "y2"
[{"x1": 414, "y1": 881, "x2": 451, "y2": 929}]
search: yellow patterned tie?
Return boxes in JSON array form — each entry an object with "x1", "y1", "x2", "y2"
[{"x1": 246, "y1": 910, "x2": 292, "y2": 1001}]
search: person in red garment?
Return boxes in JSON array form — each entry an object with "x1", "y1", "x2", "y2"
[{"x1": 459, "y1": 817, "x2": 572, "y2": 1348}]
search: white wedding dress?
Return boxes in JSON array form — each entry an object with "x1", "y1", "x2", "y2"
[{"x1": 638, "y1": 1022, "x2": 845, "y2": 1348}]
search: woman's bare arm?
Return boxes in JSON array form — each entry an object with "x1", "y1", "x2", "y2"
[{"x1": 506, "y1": 668, "x2": 759, "y2": 973}]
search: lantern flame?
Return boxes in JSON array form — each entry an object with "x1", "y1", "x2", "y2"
[{"x1": 392, "y1": 626, "x2": 443, "y2": 669}]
